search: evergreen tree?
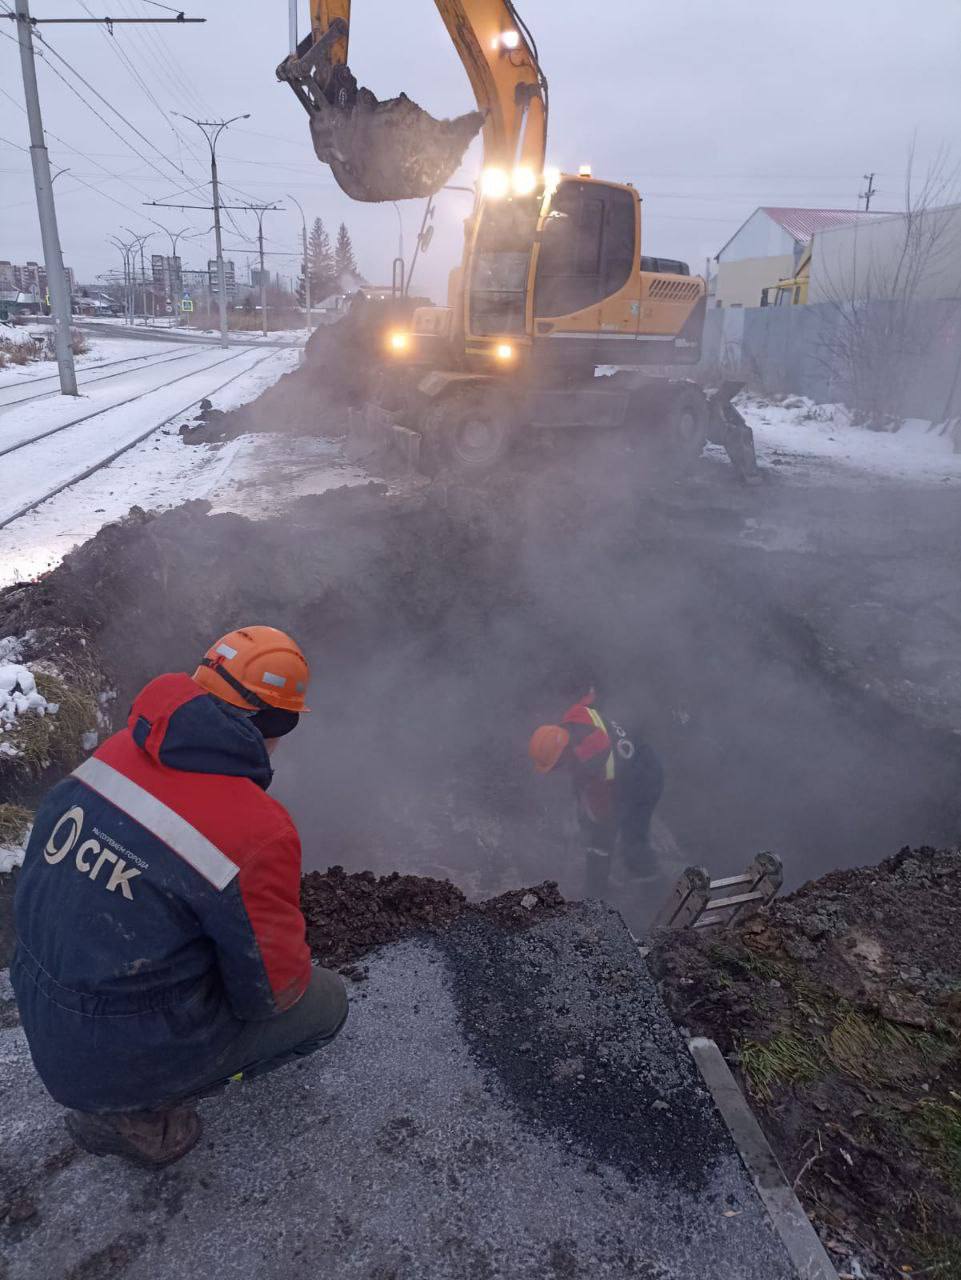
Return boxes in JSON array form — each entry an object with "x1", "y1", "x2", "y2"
[
  {"x1": 299, "y1": 217, "x2": 337, "y2": 303},
  {"x1": 334, "y1": 221, "x2": 360, "y2": 282}
]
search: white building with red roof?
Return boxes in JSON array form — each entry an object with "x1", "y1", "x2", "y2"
[{"x1": 714, "y1": 206, "x2": 894, "y2": 307}]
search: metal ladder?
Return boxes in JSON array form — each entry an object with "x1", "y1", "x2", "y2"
[{"x1": 651, "y1": 852, "x2": 783, "y2": 931}]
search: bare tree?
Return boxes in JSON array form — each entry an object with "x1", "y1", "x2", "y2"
[{"x1": 817, "y1": 143, "x2": 961, "y2": 427}]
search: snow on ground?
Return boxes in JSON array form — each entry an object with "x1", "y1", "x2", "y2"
[
  {"x1": 0, "y1": 348, "x2": 367, "y2": 587},
  {"x1": 0, "y1": 635, "x2": 57, "y2": 782},
  {"x1": 0, "y1": 329, "x2": 204, "y2": 392},
  {"x1": 741, "y1": 393, "x2": 961, "y2": 486},
  {"x1": 0, "y1": 322, "x2": 38, "y2": 351}
]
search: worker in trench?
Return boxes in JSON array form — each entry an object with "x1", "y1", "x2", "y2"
[
  {"x1": 11, "y1": 627, "x2": 347, "y2": 1169},
  {"x1": 529, "y1": 688, "x2": 665, "y2": 899}
]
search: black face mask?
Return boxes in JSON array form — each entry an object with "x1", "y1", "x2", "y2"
[{"x1": 250, "y1": 707, "x2": 300, "y2": 740}]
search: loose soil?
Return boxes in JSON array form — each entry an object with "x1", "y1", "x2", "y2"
[
  {"x1": 301, "y1": 864, "x2": 564, "y2": 975},
  {"x1": 651, "y1": 845, "x2": 961, "y2": 1279}
]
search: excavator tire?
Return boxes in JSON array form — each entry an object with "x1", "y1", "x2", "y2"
[
  {"x1": 421, "y1": 384, "x2": 516, "y2": 477},
  {"x1": 630, "y1": 381, "x2": 709, "y2": 476}
]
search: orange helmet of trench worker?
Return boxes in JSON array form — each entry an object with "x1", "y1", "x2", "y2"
[
  {"x1": 193, "y1": 626, "x2": 310, "y2": 714},
  {"x1": 529, "y1": 724, "x2": 571, "y2": 774}
]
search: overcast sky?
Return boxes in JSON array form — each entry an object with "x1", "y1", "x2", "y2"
[{"x1": 2, "y1": 0, "x2": 959, "y2": 299}]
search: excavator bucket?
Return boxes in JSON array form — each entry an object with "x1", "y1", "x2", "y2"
[
  {"x1": 309, "y1": 89, "x2": 484, "y2": 202},
  {"x1": 278, "y1": 32, "x2": 484, "y2": 202}
]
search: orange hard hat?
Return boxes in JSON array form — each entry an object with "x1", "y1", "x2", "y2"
[
  {"x1": 529, "y1": 724, "x2": 570, "y2": 774},
  {"x1": 193, "y1": 626, "x2": 310, "y2": 714}
]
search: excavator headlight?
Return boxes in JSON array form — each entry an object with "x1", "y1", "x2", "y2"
[
  {"x1": 511, "y1": 166, "x2": 537, "y2": 196},
  {"x1": 494, "y1": 342, "x2": 514, "y2": 362},
  {"x1": 491, "y1": 30, "x2": 521, "y2": 51},
  {"x1": 481, "y1": 167, "x2": 510, "y2": 199},
  {"x1": 387, "y1": 330, "x2": 410, "y2": 354}
]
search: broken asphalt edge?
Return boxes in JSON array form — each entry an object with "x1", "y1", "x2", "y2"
[{"x1": 687, "y1": 1036, "x2": 840, "y2": 1280}]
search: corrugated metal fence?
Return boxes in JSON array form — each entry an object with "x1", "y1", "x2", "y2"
[{"x1": 700, "y1": 299, "x2": 961, "y2": 421}]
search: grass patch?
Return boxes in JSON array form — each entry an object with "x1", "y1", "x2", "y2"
[
  {"x1": 911, "y1": 1098, "x2": 961, "y2": 1196},
  {"x1": 740, "y1": 1031, "x2": 823, "y2": 1099},
  {"x1": 826, "y1": 1011, "x2": 954, "y2": 1087},
  {"x1": 905, "y1": 1232, "x2": 961, "y2": 1280},
  {"x1": 0, "y1": 803, "x2": 31, "y2": 846},
  {"x1": 43, "y1": 328, "x2": 88, "y2": 358},
  {"x1": 2, "y1": 672, "x2": 97, "y2": 780},
  {"x1": 0, "y1": 333, "x2": 43, "y2": 366}
]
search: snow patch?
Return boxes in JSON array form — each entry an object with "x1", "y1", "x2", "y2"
[
  {"x1": 741, "y1": 393, "x2": 961, "y2": 486},
  {"x1": 0, "y1": 322, "x2": 36, "y2": 349},
  {"x1": 0, "y1": 635, "x2": 57, "y2": 755}
]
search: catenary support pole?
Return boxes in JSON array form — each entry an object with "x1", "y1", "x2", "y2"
[
  {"x1": 289, "y1": 0, "x2": 298, "y2": 54},
  {"x1": 14, "y1": 0, "x2": 77, "y2": 395},
  {"x1": 287, "y1": 193, "x2": 310, "y2": 336},
  {"x1": 256, "y1": 210, "x2": 268, "y2": 338},
  {"x1": 177, "y1": 115, "x2": 249, "y2": 349}
]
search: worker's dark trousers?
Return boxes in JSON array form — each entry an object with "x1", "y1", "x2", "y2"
[
  {"x1": 581, "y1": 743, "x2": 665, "y2": 897},
  {"x1": 169, "y1": 966, "x2": 348, "y2": 1106}
]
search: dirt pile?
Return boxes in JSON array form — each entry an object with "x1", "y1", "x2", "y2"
[
  {"x1": 302, "y1": 865, "x2": 564, "y2": 974},
  {"x1": 650, "y1": 846, "x2": 961, "y2": 1279}
]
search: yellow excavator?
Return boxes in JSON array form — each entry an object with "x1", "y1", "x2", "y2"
[{"x1": 278, "y1": 1, "x2": 758, "y2": 478}]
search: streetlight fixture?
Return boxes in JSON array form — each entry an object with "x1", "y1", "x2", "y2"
[{"x1": 175, "y1": 112, "x2": 250, "y2": 349}]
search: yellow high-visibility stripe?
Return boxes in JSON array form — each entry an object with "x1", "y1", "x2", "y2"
[{"x1": 585, "y1": 708, "x2": 616, "y2": 782}]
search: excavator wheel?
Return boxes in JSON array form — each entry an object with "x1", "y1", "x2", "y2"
[
  {"x1": 421, "y1": 385, "x2": 516, "y2": 476},
  {"x1": 630, "y1": 381, "x2": 709, "y2": 477}
]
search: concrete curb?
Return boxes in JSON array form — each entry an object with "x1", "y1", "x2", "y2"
[{"x1": 688, "y1": 1036, "x2": 840, "y2": 1280}]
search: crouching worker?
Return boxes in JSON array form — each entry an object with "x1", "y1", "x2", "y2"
[
  {"x1": 529, "y1": 689, "x2": 665, "y2": 899},
  {"x1": 12, "y1": 626, "x2": 347, "y2": 1169}
]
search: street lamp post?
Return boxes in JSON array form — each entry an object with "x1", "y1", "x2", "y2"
[
  {"x1": 108, "y1": 235, "x2": 136, "y2": 325},
  {"x1": 176, "y1": 113, "x2": 249, "y2": 349},
  {"x1": 124, "y1": 228, "x2": 154, "y2": 327},
  {"x1": 286, "y1": 192, "x2": 311, "y2": 337}
]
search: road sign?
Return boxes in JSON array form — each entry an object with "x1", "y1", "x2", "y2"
[{"x1": 180, "y1": 296, "x2": 194, "y2": 313}]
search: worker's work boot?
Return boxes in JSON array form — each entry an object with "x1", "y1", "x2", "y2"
[{"x1": 65, "y1": 1105, "x2": 202, "y2": 1169}]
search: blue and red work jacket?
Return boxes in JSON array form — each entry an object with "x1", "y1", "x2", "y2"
[
  {"x1": 561, "y1": 693, "x2": 623, "y2": 824},
  {"x1": 12, "y1": 673, "x2": 312, "y2": 1112}
]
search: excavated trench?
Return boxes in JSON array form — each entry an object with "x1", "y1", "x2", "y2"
[{"x1": 2, "y1": 447, "x2": 959, "y2": 930}]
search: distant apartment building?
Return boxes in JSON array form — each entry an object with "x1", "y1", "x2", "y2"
[
  {"x1": 181, "y1": 268, "x2": 209, "y2": 298},
  {"x1": 207, "y1": 259, "x2": 236, "y2": 298},
  {"x1": 151, "y1": 254, "x2": 183, "y2": 302},
  {"x1": 0, "y1": 259, "x2": 76, "y2": 298}
]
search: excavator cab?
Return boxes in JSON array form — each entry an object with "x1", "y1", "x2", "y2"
[{"x1": 277, "y1": 2, "x2": 484, "y2": 201}]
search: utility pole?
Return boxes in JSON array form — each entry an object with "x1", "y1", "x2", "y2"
[
  {"x1": 251, "y1": 206, "x2": 282, "y2": 337},
  {"x1": 859, "y1": 172, "x2": 877, "y2": 211},
  {"x1": 287, "y1": 193, "x2": 311, "y2": 336},
  {"x1": 288, "y1": 0, "x2": 298, "y2": 54},
  {"x1": 124, "y1": 228, "x2": 153, "y2": 327},
  {"x1": 5, "y1": 3, "x2": 203, "y2": 385},
  {"x1": 13, "y1": 0, "x2": 76, "y2": 395},
  {"x1": 175, "y1": 114, "x2": 249, "y2": 349},
  {"x1": 108, "y1": 235, "x2": 135, "y2": 325}
]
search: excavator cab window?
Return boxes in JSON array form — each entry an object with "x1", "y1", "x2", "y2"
[
  {"x1": 469, "y1": 197, "x2": 540, "y2": 336},
  {"x1": 534, "y1": 180, "x2": 636, "y2": 318}
]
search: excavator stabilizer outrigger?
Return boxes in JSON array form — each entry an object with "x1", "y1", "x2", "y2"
[{"x1": 277, "y1": 16, "x2": 484, "y2": 201}]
